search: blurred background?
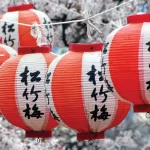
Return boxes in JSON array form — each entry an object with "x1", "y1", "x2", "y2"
[{"x1": 0, "y1": 0, "x2": 150, "y2": 150}]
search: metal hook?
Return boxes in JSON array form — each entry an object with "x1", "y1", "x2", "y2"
[
  {"x1": 88, "y1": 140, "x2": 94, "y2": 145},
  {"x1": 146, "y1": 112, "x2": 150, "y2": 119},
  {"x1": 36, "y1": 138, "x2": 41, "y2": 143}
]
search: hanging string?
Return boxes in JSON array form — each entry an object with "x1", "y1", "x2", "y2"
[
  {"x1": 0, "y1": 0, "x2": 134, "y2": 27},
  {"x1": 18, "y1": 23, "x2": 52, "y2": 47},
  {"x1": 110, "y1": 9, "x2": 123, "y2": 28},
  {"x1": 30, "y1": 22, "x2": 44, "y2": 46},
  {"x1": 82, "y1": 3, "x2": 104, "y2": 42},
  {"x1": 82, "y1": 3, "x2": 94, "y2": 40}
]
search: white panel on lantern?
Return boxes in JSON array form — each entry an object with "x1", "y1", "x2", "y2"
[
  {"x1": 0, "y1": 44, "x2": 17, "y2": 57},
  {"x1": 45, "y1": 52, "x2": 77, "y2": 132},
  {"x1": 30, "y1": 9, "x2": 53, "y2": 45},
  {"x1": 102, "y1": 27, "x2": 128, "y2": 103},
  {"x1": 82, "y1": 52, "x2": 117, "y2": 132},
  {"x1": 16, "y1": 53, "x2": 47, "y2": 131},
  {"x1": 140, "y1": 23, "x2": 150, "y2": 104},
  {"x1": 0, "y1": 12, "x2": 19, "y2": 51}
]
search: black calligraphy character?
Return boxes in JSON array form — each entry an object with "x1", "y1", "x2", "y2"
[
  {"x1": 146, "y1": 41, "x2": 150, "y2": 52},
  {"x1": 2, "y1": 22, "x2": 7, "y2": 35},
  {"x1": 87, "y1": 65, "x2": 97, "y2": 85},
  {"x1": 98, "y1": 71, "x2": 103, "y2": 81},
  {"x1": 45, "y1": 92, "x2": 50, "y2": 105},
  {"x1": 47, "y1": 33, "x2": 53, "y2": 42},
  {"x1": 31, "y1": 104, "x2": 44, "y2": 119},
  {"x1": 4, "y1": 35, "x2": 15, "y2": 47},
  {"x1": 8, "y1": 24, "x2": 15, "y2": 33},
  {"x1": 30, "y1": 71, "x2": 41, "y2": 82},
  {"x1": 2, "y1": 22, "x2": 15, "y2": 35},
  {"x1": 103, "y1": 42, "x2": 109, "y2": 54},
  {"x1": 43, "y1": 18, "x2": 52, "y2": 30},
  {"x1": 90, "y1": 104, "x2": 99, "y2": 122},
  {"x1": 146, "y1": 81, "x2": 150, "y2": 90},
  {"x1": 23, "y1": 88, "x2": 29, "y2": 100},
  {"x1": 45, "y1": 72, "x2": 51, "y2": 84},
  {"x1": 23, "y1": 104, "x2": 31, "y2": 119},
  {"x1": 105, "y1": 79, "x2": 114, "y2": 92},
  {"x1": 43, "y1": 18, "x2": 49, "y2": 31},
  {"x1": 43, "y1": 18, "x2": 52, "y2": 41},
  {"x1": 98, "y1": 104, "x2": 111, "y2": 121},
  {"x1": 20, "y1": 66, "x2": 29, "y2": 86},
  {"x1": 30, "y1": 85, "x2": 41, "y2": 102},
  {"x1": 23, "y1": 104, "x2": 44, "y2": 119},
  {"x1": 50, "y1": 108, "x2": 60, "y2": 122},
  {"x1": 99, "y1": 85, "x2": 110, "y2": 103},
  {"x1": 91, "y1": 88, "x2": 98, "y2": 101},
  {"x1": 101, "y1": 57, "x2": 106, "y2": 75}
]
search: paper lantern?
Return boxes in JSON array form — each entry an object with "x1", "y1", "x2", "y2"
[
  {"x1": 0, "y1": 45, "x2": 58, "y2": 138},
  {"x1": 101, "y1": 14, "x2": 150, "y2": 112},
  {"x1": 0, "y1": 4, "x2": 53, "y2": 51},
  {"x1": 0, "y1": 41, "x2": 17, "y2": 66},
  {"x1": 45, "y1": 43, "x2": 131, "y2": 140}
]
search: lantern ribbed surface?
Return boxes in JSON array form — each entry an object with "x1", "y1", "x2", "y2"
[
  {"x1": 0, "y1": 44, "x2": 17, "y2": 66},
  {"x1": 101, "y1": 13, "x2": 150, "y2": 112},
  {"x1": 0, "y1": 45, "x2": 58, "y2": 138},
  {"x1": 45, "y1": 43, "x2": 131, "y2": 140},
  {"x1": 0, "y1": 4, "x2": 53, "y2": 51}
]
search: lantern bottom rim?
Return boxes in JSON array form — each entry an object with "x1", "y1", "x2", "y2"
[
  {"x1": 26, "y1": 131, "x2": 52, "y2": 138},
  {"x1": 134, "y1": 104, "x2": 150, "y2": 113},
  {"x1": 77, "y1": 131, "x2": 105, "y2": 141}
]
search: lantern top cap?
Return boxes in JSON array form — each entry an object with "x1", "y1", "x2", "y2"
[
  {"x1": 8, "y1": 4, "x2": 34, "y2": 12},
  {"x1": 127, "y1": 14, "x2": 150, "y2": 24},
  {"x1": 18, "y1": 45, "x2": 51, "y2": 55},
  {"x1": 69, "y1": 43, "x2": 104, "y2": 52}
]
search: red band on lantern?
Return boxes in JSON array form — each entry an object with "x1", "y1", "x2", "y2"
[
  {"x1": 26, "y1": 131, "x2": 51, "y2": 138},
  {"x1": 77, "y1": 132, "x2": 105, "y2": 141},
  {"x1": 127, "y1": 14, "x2": 150, "y2": 24},
  {"x1": 69, "y1": 43, "x2": 104, "y2": 52},
  {"x1": 18, "y1": 45, "x2": 51, "y2": 55},
  {"x1": 8, "y1": 4, "x2": 34, "y2": 12},
  {"x1": 134, "y1": 104, "x2": 150, "y2": 112}
]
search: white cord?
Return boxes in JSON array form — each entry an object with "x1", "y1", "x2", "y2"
[
  {"x1": 82, "y1": 3, "x2": 103, "y2": 42},
  {"x1": 0, "y1": 0, "x2": 134, "y2": 27},
  {"x1": 30, "y1": 22, "x2": 43, "y2": 46}
]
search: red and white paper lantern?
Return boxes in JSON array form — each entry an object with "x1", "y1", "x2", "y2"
[
  {"x1": 0, "y1": 4, "x2": 53, "y2": 51},
  {"x1": 101, "y1": 14, "x2": 150, "y2": 112},
  {"x1": 0, "y1": 45, "x2": 57, "y2": 138},
  {"x1": 45, "y1": 43, "x2": 131, "y2": 140},
  {"x1": 0, "y1": 41, "x2": 17, "y2": 66}
]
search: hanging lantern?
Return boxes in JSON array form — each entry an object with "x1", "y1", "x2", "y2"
[
  {"x1": 0, "y1": 38, "x2": 17, "y2": 114},
  {"x1": 45, "y1": 43, "x2": 131, "y2": 140},
  {"x1": 0, "y1": 40, "x2": 17, "y2": 66},
  {"x1": 0, "y1": 4, "x2": 53, "y2": 51},
  {"x1": 0, "y1": 45, "x2": 58, "y2": 138},
  {"x1": 101, "y1": 13, "x2": 150, "y2": 112}
]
